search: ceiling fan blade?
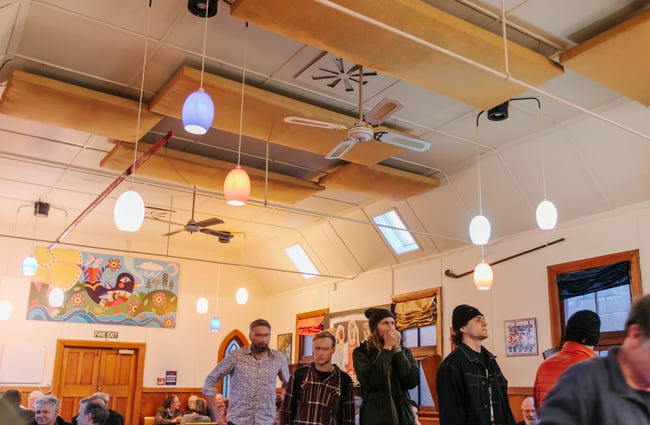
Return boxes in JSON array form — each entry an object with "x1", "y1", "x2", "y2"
[
  {"x1": 200, "y1": 228, "x2": 234, "y2": 239},
  {"x1": 162, "y1": 228, "x2": 184, "y2": 237},
  {"x1": 194, "y1": 217, "x2": 225, "y2": 227},
  {"x1": 365, "y1": 97, "x2": 405, "y2": 126},
  {"x1": 374, "y1": 131, "x2": 431, "y2": 152},
  {"x1": 284, "y1": 116, "x2": 345, "y2": 130},
  {"x1": 325, "y1": 139, "x2": 357, "y2": 160}
]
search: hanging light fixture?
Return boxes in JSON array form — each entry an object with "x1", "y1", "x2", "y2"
[
  {"x1": 209, "y1": 316, "x2": 221, "y2": 331},
  {"x1": 536, "y1": 145, "x2": 558, "y2": 230},
  {"x1": 209, "y1": 265, "x2": 222, "y2": 331},
  {"x1": 0, "y1": 300, "x2": 11, "y2": 320},
  {"x1": 235, "y1": 287, "x2": 248, "y2": 304},
  {"x1": 224, "y1": 22, "x2": 251, "y2": 206},
  {"x1": 114, "y1": 4, "x2": 153, "y2": 232},
  {"x1": 196, "y1": 297, "x2": 209, "y2": 314},
  {"x1": 182, "y1": 0, "x2": 214, "y2": 135},
  {"x1": 22, "y1": 255, "x2": 38, "y2": 276},
  {"x1": 473, "y1": 262, "x2": 493, "y2": 290},
  {"x1": 468, "y1": 125, "x2": 491, "y2": 245}
]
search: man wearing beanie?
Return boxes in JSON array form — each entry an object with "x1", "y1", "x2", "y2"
[
  {"x1": 352, "y1": 307, "x2": 419, "y2": 425},
  {"x1": 436, "y1": 304, "x2": 516, "y2": 425},
  {"x1": 533, "y1": 309, "x2": 600, "y2": 410}
]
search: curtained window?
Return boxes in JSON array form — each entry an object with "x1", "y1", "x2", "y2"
[{"x1": 297, "y1": 315, "x2": 324, "y2": 336}]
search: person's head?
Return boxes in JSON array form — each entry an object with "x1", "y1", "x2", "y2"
[
  {"x1": 192, "y1": 398, "x2": 207, "y2": 415},
  {"x1": 364, "y1": 307, "x2": 396, "y2": 349},
  {"x1": 619, "y1": 294, "x2": 650, "y2": 388},
  {"x1": 90, "y1": 392, "x2": 109, "y2": 405},
  {"x1": 187, "y1": 395, "x2": 198, "y2": 410},
  {"x1": 77, "y1": 400, "x2": 108, "y2": 425},
  {"x1": 249, "y1": 318, "x2": 271, "y2": 353},
  {"x1": 163, "y1": 395, "x2": 180, "y2": 412},
  {"x1": 34, "y1": 396, "x2": 61, "y2": 425},
  {"x1": 565, "y1": 310, "x2": 601, "y2": 347},
  {"x1": 312, "y1": 331, "x2": 336, "y2": 367},
  {"x1": 28, "y1": 391, "x2": 45, "y2": 410},
  {"x1": 520, "y1": 397, "x2": 538, "y2": 425},
  {"x1": 1, "y1": 389, "x2": 21, "y2": 406},
  {"x1": 348, "y1": 320, "x2": 359, "y2": 344},
  {"x1": 451, "y1": 304, "x2": 486, "y2": 346}
]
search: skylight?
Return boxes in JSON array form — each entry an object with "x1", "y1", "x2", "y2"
[
  {"x1": 373, "y1": 209, "x2": 420, "y2": 254},
  {"x1": 284, "y1": 244, "x2": 320, "y2": 279}
]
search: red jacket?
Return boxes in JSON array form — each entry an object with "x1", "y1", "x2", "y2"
[{"x1": 533, "y1": 341, "x2": 596, "y2": 410}]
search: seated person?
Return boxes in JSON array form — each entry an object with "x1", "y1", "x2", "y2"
[
  {"x1": 1, "y1": 388, "x2": 34, "y2": 424},
  {"x1": 208, "y1": 394, "x2": 226, "y2": 421},
  {"x1": 71, "y1": 393, "x2": 124, "y2": 425},
  {"x1": 180, "y1": 398, "x2": 211, "y2": 424},
  {"x1": 75, "y1": 400, "x2": 108, "y2": 425},
  {"x1": 182, "y1": 396, "x2": 198, "y2": 415},
  {"x1": 154, "y1": 395, "x2": 182, "y2": 425},
  {"x1": 31, "y1": 395, "x2": 71, "y2": 425}
]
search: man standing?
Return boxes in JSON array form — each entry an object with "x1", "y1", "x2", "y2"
[
  {"x1": 75, "y1": 400, "x2": 108, "y2": 425},
  {"x1": 203, "y1": 318, "x2": 290, "y2": 425},
  {"x1": 533, "y1": 310, "x2": 600, "y2": 409},
  {"x1": 278, "y1": 331, "x2": 355, "y2": 425},
  {"x1": 436, "y1": 304, "x2": 516, "y2": 425},
  {"x1": 516, "y1": 397, "x2": 538, "y2": 425},
  {"x1": 539, "y1": 294, "x2": 650, "y2": 425},
  {"x1": 32, "y1": 396, "x2": 71, "y2": 425}
]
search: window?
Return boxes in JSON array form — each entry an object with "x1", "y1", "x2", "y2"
[
  {"x1": 373, "y1": 209, "x2": 419, "y2": 254},
  {"x1": 284, "y1": 244, "x2": 320, "y2": 279},
  {"x1": 295, "y1": 308, "x2": 328, "y2": 364},
  {"x1": 547, "y1": 250, "x2": 642, "y2": 352},
  {"x1": 222, "y1": 339, "x2": 240, "y2": 397},
  {"x1": 216, "y1": 329, "x2": 248, "y2": 397}
]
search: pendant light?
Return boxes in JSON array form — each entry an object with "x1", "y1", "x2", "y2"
[
  {"x1": 473, "y1": 246, "x2": 493, "y2": 290},
  {"x1": 224, "y1": 22, "x2": 251, "y2": 206},
  {"x1": 22, "y1": 255, "x2": 38, "y2": 276},
  {"x1": 196, "y1": 297, "x2": 209, "y2": 314},
  {"x1": 182, "y1": 0, "x2": 214, "y2": 134},
  {"x1": 236, "y1": 287, "x2": 248, "y2": 304},
  {"x1": 468, "y1": 126, "x2": 491, "y2": 245},
  {"x1": 536, "y1": 146, "x2": 558, "y2": 229},
  {"x1": 114, "y1": 3, "x2": 153, "y2": 232},
  {"x1": 209, "y1": 265, "x2": 221, "y2": 331},
  {"x1": 0, "y1": 300, "x2": 11, "y2": 320}
]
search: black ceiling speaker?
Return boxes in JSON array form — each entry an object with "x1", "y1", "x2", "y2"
[
  {"x1": 34, "y1": 201, "x2": 50, "y2": 217},
  {"x1": 487, "y1": 101, "x2": 509, "y2": 121},
  {"x1": 188, "y1": 0, "x2": 218, "y2": 18}
]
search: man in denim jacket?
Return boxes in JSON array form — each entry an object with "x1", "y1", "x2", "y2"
[{"x1": 436, "y1": 304, "x2": 516, "y2": 425}]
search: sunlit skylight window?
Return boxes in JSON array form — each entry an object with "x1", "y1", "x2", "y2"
[
  {"x1": 373, "y1": 209, "x2": 419, "y2": 254},
  {"x1": 284, "y1": 244, "x2": 320, "y2": 279}
]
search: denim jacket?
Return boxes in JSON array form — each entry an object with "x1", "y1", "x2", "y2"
[{"x1": 436, "y1": 342, "x2": 516, "y2": 425}]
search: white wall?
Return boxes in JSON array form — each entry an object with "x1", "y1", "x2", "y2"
[{"x1": 2, "y1": 200, "x2": 650, "y2": 390}]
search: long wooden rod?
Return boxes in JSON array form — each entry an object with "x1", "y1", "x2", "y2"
[
  {"x1": 48, "y1": 131, "x2": 173, "y2": 249},
  {"x1": 444, "y1": 237, "x2": 565, "y2": 279}
]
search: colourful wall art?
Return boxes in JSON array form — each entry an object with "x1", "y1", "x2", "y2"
[{"x1": 26, "y1": 246, "x2": 180, "y2": 328}]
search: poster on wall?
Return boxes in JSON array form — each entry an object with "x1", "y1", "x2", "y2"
[
  {"x1": 504, "y1": 317, "x2": 538, "y2": 356},
  {"x1": 26, "y1": 246, "x2": 180, "y2": 328},
  {"x1": 325, "y1": 304, "x2": 391, "y2": 384}
]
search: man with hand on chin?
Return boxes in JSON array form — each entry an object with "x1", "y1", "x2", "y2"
[
  {"x1": 203, "y1": 318, "x2": 290, "y2": 425},
  {"x1": 353, "y1": 307, "x2": 419, "y2": 425},
  {"x1": 278, "y1": 331, "x2": 355, "y2": 424},
  {"x1": 436, "y1": 304, "x2": 516, "y2": 425}
]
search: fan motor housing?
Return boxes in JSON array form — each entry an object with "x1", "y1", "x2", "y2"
[{"x1": 348, "y1": 122, "x2": 374, "y2": 142}]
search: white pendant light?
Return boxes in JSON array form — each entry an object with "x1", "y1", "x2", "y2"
[
  {"x1": 536, "y1": 199, "x2": 558, "y2": 230},
  {"x1": 0, "y1": 300, "x2": 12, "y2": 320},
  {"x1": 49, "y1": 288, "x2": 64, "y2": 307},
  {"x1": 473, "y1": 261, "x2": 493, "y2": 290},
  {"x1": 209, "y1": 316, "x2": 221, "y2": 331},
  {"x1": 182, "y1": 1, "x2": 214, "y2": 134},
  {"x1": 196, "y1": 297, "x2": 209, "y2": 314},
  {"x1": 235, "y1": 287, "x2": 248, "y2": 304},
  {"x1": 22, "y1": 255, "x2": 38, "y2": 276},
  {"x1": 469, "y1": 215, "x2": 491, "y2": 245},
  {"x1": 114, "y1": 190, "x2": 145, "y2": 231}
]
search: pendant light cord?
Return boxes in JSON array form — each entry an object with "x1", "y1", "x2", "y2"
[
  {"x1": 358, "y1": 65, "x2": 364, "y2": 120},
  {"x1": 475, "y1": 124, "x2": 483, "y2": 216},
  {"x1": 131, "y1": 2, "x2": 153, "y2": 184},
  {"x1": 199, "y1": 2, "x2": 209, "y2": 89},
  {"x1": 236, "y1": 22, "x2": 249, "y2": 167}
]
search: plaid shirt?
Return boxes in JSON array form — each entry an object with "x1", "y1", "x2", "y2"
[
  {"x1": 278, "y1": 363, "x2": 355, "y2": 425},
  {"x1": 203, "y1": 346, "x2": 289, "y2": 425}
]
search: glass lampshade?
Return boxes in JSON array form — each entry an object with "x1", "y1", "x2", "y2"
[
  {"x1": 196, "y1": 297, "x2": 209, "y2": 314},
  {"x1": 182, "y1": 88, "x2": 214, "y2": 135},
  {"x1": 22, "y1": 256, "x2": 38, "y2": 276},
  {"x1": 209, "y1": 316, "x2": 221, "y2": 332},
  {"x1": 114, "y1": 190, "x2": 145, "y2": 232},
  {"x1": 473, "y1": 262, "x2": 493, "y2": 290},
  {"x1": 49, "y1": 288, "x2": 65, "y2": 307},
  {"x1": 469, "y1": 215, "x2": 491, "y2": 245},
  {"x1": 224, "y1": 166, "x2": 251, "y2": 206},
  {"x1": 235, "y1": 287, "x2": 248, "y2": 304},
  {"x1": 0, "y1": 300, "x2": 12, "y2": 320},
  {"x1": 536, "y1": 199, "x2": 558, "y2": 230}
]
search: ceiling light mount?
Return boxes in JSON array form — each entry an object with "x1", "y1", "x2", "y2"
[
  {"x1": 477, "y1": 97, "x2": 541, "y2": 124},
  {"x1": 33, "y1": 201, "x2": 50, "y2": 217},
  {"x1": 187, "y1": 0, "x2": 217, "y2": 18}
]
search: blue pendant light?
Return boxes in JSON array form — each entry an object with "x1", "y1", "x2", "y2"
[
  {"x1": 209, "y1": 316, "x2": 221, "y2": 331},
  {"x1": 22, "y1": 256, "x2": 38, "y2": 276}
]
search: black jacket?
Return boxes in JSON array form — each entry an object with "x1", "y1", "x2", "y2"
[
  {"x1": 436, "y1": 342, "x2": 516, "y2": 425},
  {"x1": 352, "y1": 342, "x2": 419, "y2": 425}
]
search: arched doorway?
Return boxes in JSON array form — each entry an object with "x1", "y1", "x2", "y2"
[{"x1": 216, "y1": 329, "x2": 248, "y2": 396}]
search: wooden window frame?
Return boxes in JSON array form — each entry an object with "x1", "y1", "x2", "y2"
[
  {"x1": 547, "y1": 249, "x2": 643, "y2": 350},
  {"x1": 295, "y1": 308, "x2": 328, "y2": 365},
  {"x1": 216, "y1": 329, "x2": 248, "y2": 395}
]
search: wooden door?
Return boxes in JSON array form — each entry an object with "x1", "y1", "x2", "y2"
[{"x1": 52, "y1": 340, "x2": 145, "y2": 425}]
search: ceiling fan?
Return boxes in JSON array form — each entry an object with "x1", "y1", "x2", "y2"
[
  {"x1": 161, "y1": 187, "x2": 234, "y2": 243},
  {"x1": 283, "y1": 64, "x2": 431, "y2": 160}
]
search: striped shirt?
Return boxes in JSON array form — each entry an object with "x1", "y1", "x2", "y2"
[{"x1": 203, "y1": 346, "x2": 290, "y2": 425}]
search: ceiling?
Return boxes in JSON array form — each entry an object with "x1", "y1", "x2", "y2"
[{"x1": 1, "y1": 0, "x2": 649, "y2": 295}]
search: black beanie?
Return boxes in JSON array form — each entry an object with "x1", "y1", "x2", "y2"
[
  {"x1": 364, "y1": 307, "x2": 395, "y2": 330},
  {"x1": 565, "y1": 310, "x2": 601, "y2": 346},
  {"x1": 452, "y1": 304, "x2": 483, "y2": 332}
]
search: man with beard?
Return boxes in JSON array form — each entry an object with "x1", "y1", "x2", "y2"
[{"x1": 203, "y1": 319, "x2": 290, "y2": 425}]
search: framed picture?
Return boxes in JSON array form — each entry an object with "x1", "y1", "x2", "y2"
[
  {"x1": 277, "y1": 333, "x2": 292, "y2": 364},
  {"x1": 504, "y1": 318, "x2": 538, "y2": 357}
]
